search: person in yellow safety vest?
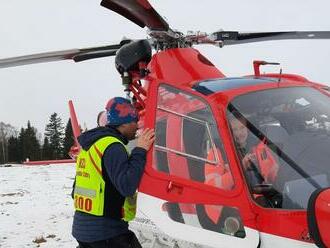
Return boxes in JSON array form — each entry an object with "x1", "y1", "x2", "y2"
[{"x1": 72, "y1": 97, "x2": 155, "y2": 248}]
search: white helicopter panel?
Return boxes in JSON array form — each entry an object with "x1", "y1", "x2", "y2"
[
  {"x1": 259, "y1": 232, "x2": 317, "y2": 248},
  {"x1": 137, "y1": 193, "x2": 260, "y2": 248}
]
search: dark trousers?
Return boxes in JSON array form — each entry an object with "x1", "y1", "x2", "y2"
[{"x1": 77, "y1": 231, "x2": 142, "y2": 248}]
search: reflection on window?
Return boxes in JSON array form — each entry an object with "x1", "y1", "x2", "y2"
[
  {"x1": 163, "y1": 202, "x2": 246, "y2": 238},
  {"x1": 228, "y1": 87, "x2": 330, "y2": 209},
  {"x1": 153, "y1": 85, "x2": 234, "y2": 190}
]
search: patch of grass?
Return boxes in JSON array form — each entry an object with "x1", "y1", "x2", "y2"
[
  {"x1": 1, "y1": 193, "x2": 16, "y2": 197},
  {"x1": 46, "y1": 234, "x2": 56, "y2": 239},
  {"x1": 33, "y1": 236, "x2": 47, "y2": 244},
  {"x1": 1, "y1": 191, "x2": 25, "y2": 197}
]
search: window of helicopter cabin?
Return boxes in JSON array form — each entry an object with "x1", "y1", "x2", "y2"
[
  {"x1": 153, "y1": 84, "x2": 234, "y2": 190},
  {"x1": 227, "y1": 86, "x2": 330, "y2": 209}
]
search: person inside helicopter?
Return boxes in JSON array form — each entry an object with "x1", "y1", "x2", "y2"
[
  {"x1": 227, "y1": 86, "x2": 330, "y2": 210},
  {"x1": 228, "y1": 111, "x2": 280, "y2": 207}
]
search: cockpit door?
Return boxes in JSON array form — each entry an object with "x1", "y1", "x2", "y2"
[{"x1": 139, "y1": 83, "x2": 260, "y2": 248}]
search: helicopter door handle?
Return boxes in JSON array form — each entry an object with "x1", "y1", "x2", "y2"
[{"x1": 167, "y1": 181, "x2": 183, "y2": 194}]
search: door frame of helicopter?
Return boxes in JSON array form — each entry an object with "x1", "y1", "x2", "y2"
[{"x1": 138, "y1": 77, "x2": 261, "y2": 247}]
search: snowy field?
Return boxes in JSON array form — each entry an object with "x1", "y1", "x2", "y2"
[
  {"x1": 0, "y1": 163, "x2": 78, "y2": 248},
  {"x1": 0, "y1": 164, "x2": 198, "y2": 248}
]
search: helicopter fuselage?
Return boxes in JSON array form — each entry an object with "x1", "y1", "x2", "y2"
[{"x1": 134, "y1": 47, "x2": 330, "y2": 247}]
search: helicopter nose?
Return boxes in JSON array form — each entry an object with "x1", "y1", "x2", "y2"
[{"x1": 307, "y1": 187, "x2": 330, "y2": 247}]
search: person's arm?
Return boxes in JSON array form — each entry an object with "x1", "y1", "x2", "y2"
[
  {"x1": 103, "y1": 128, "x2": 155, "y2": 197},
  {"x1": 103, "y1": 144, "x2": 147, "y2": 197},
  {"x1": 242, "y1": 153, "x2": 257, "y2": 170}
]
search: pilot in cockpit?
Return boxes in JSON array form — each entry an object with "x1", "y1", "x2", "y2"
[{"x1": 229, "y1": 113, "x2": 279, "y2": 189}]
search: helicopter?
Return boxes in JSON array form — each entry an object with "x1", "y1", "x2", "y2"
[{"x1": 1, "y1": 0, "x2": 330, "y2": 247}]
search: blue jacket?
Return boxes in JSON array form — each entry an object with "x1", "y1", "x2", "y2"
[{"x1": 72, "y1": 126, "x2": 146, "y2": 242}]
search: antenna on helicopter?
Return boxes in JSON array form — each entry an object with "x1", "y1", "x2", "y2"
[
  {"x1": 253, "y1": 60, "x2": 280, "y2": 77},
  {"x1": 278, "y1": 68, "x2": 283, "y2": 83}
]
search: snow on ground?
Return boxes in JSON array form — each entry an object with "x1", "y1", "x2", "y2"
[{"x1": 0, "y1": 163, "x2": 78, "y2": 248}]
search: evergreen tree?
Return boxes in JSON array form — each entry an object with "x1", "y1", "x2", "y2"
[
  {"x1": 0, "y1": 140, "x2": 5, "y2": 164},
  {"x1": 17, "y1": 127, "x2": 25, "y2": 162},
  {"x1": 42, "y1": 137, "x2": 52, "y2": 160},
  {"x1": 45, "y1": 113, "x2": 64, "y2": 159},
  {"x1": 8, "y1": 136, "x2": 19, "y2": 162},
  {"x1": 19, "y1": 121, "x2": 41, "y2": 161},
  {"x1": 62, "y1": 119, "x2": 75, "y2": 159}
]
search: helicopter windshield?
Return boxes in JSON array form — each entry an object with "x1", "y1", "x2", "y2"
[{"x1": 227, "y1": 86, "x2": 330, "y2": 210}]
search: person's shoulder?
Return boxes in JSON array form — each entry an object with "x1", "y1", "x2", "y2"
[{"x1": 104, "y1": 141, "x2": 127, "y2": 155}]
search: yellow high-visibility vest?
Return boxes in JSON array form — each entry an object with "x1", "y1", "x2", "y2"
[{"x1": 73, "y1": 136, "x2": 137, "y2": 221}]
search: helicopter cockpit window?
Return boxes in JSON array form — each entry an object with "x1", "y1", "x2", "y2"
[
  {"x1": 153, "y1": 84, "x2": 234, "y2": 190},
  {"x1": 192, "y1": 77, "x2": 278, "y2": 95},
  {"x1": 227, "y1": 86, "x2": 330, "y2": 209}
]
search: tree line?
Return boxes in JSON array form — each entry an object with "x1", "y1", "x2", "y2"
[{"x1": 0, "y1": 113, "x2": 74, "y2": 164}]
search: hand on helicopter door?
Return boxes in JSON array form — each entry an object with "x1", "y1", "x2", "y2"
[{"x1": 136, "y1": 128, "x2": 155, "y2": 151}]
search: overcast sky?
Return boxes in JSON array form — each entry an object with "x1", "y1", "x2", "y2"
[{"x1": 1, "y1": 0, "x2": 330, "y2": 134}]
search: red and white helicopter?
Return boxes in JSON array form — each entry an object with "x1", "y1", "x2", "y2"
[{"x1": 1, "y1": 1, "x2": 330, "y2": 247}]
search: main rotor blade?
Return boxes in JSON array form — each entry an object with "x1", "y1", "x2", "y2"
[
  {"x1": 100, "y1": 0, "x2": 169, "y2": 31},
  {"x1": 211, "y1": 31, "x2": 330, "y2": 46},
  {"x1": 0, "y1": 44, "x2": 122, "y2": 69}
]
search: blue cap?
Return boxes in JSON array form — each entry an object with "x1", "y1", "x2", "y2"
[{"x1": 105, "y1": 97, "x2": 138, "y2": 126}]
